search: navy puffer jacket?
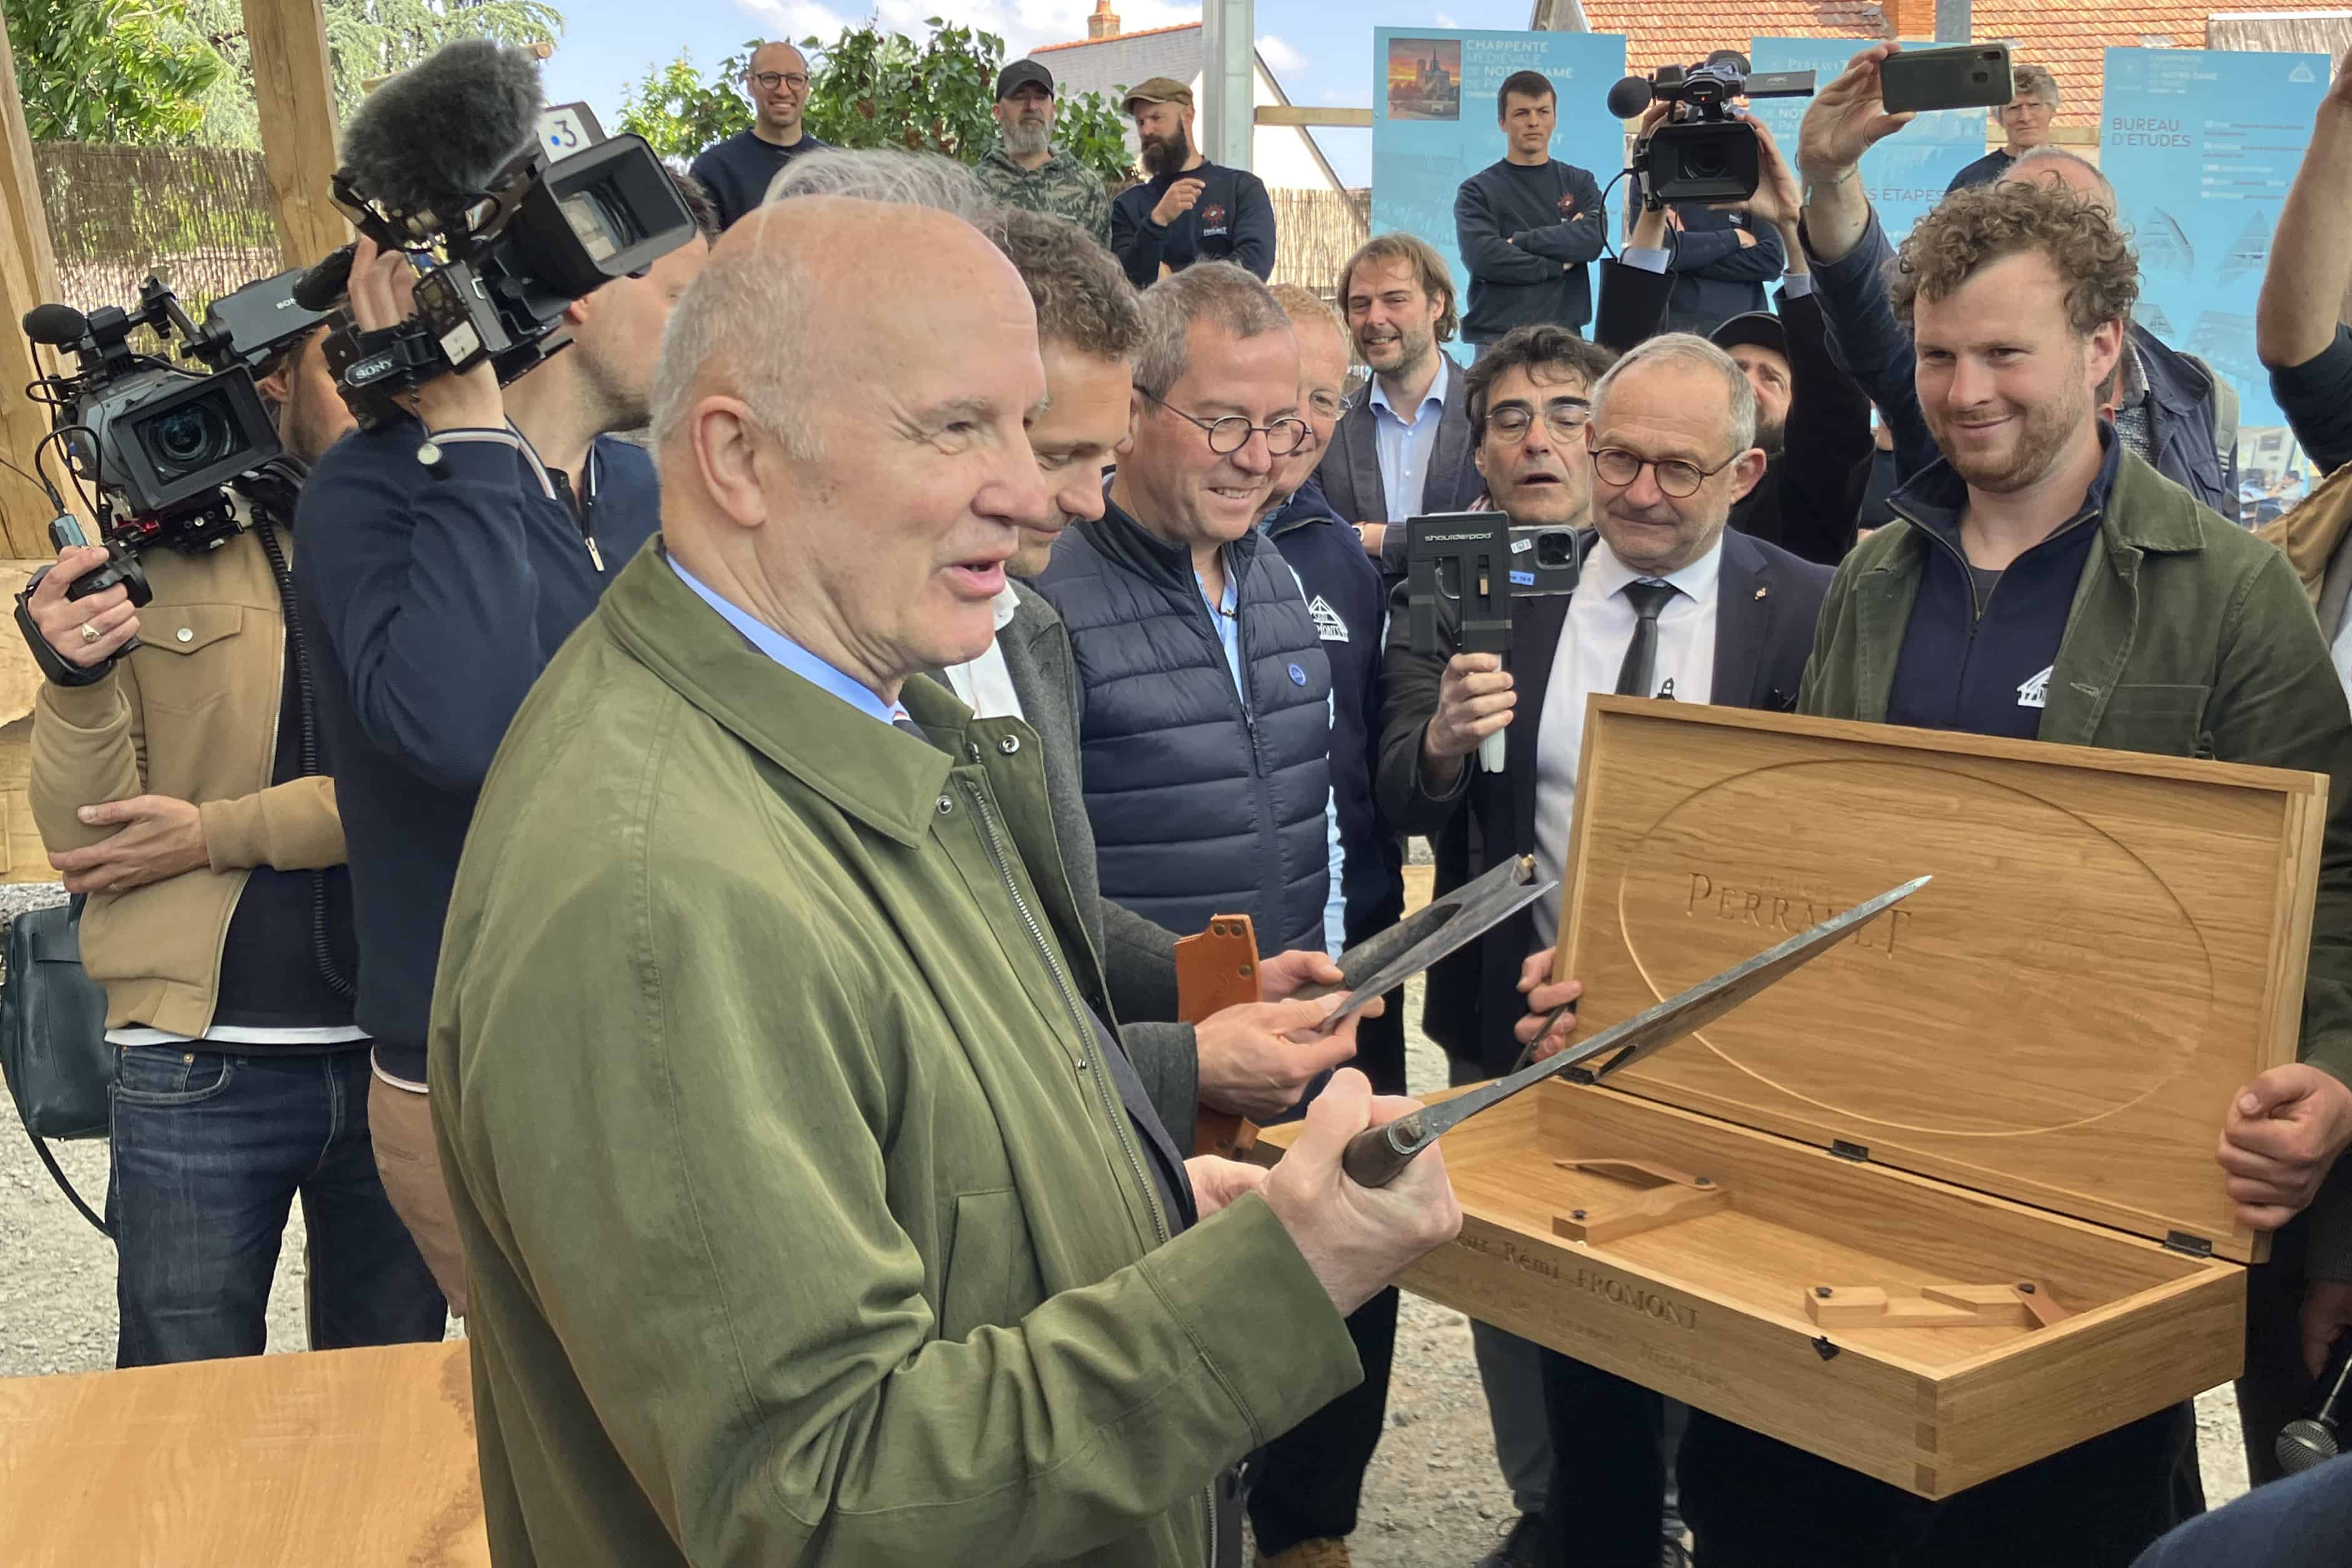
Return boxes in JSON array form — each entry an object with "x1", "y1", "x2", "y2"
[{"x1": 1034, "y1": 501, "x2": 1333, "y2": 956}]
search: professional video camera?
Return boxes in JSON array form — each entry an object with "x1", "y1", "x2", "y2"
[
  {"x1": 14, "y1": 267, "x2": 332, "y2": 622},
  {"x1": 1607, "y1": 51, "x2": 1816, "y2": 207},
  {"x1": 1406, "y1": 513, "x2": 1584, "y2": 775},
  {"x1": 295, "y1": 39, "x2": 697, "y2": 430}
]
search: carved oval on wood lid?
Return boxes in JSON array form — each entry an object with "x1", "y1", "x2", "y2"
[{"x1": 1616, "y1": 760, "x2": 2211, "y2": 1138}]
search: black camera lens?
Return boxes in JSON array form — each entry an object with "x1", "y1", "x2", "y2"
[
  {"x1": 1684, "y1": 144, "x2": 1730, "y2": 181},
  {"x1": 139, "y1": 392, "x2": 237, "y2": 478}
]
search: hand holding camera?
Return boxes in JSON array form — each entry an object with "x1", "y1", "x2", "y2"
[
  {"x1": 23, "y1": 545, "x2": 140, "y2": 670},
  {"x1": 344, "y1": 237, "x2": 504, "y2": 434},
  {"x1": 1798, "y1": 43, "x2": 1917, "y2": 185}
]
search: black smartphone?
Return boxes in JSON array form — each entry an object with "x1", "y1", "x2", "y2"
[{"x1": 1880, "y1": 44, "x2": 2015, "y2": 116}]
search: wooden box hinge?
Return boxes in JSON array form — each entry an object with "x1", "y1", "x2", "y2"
[
  {"x1": 2163, "y1": 1231, "x2": 2214, "y2": 1258},
  {"x1": 1830, "y1": 1139, "x2": 1870, "y2": 1163}
]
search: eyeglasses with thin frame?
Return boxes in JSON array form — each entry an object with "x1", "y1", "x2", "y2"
[
  {"x1": 1590, "y1": 445, "x2": 1740, "y2": 499},
  {"x1": 1484, "y1": 401, "x2": 1590, "y2": 445},
  {"x1": 751, "y1": 71, "x2": 810, "y2": 92},
  {"x1": 1139, "y1": 390, "x2": 1310, "y2": 456}
]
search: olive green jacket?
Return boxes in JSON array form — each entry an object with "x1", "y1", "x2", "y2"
[
  {"x1": 1800, "y1": 450, "x2": 2352, "y2": 1096},
  {"x1": 428, "y1": 546, "x2": 1359, "y2": 1567}
]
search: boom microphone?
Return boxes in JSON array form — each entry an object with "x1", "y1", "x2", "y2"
[
  {"x1": 22, "y1": 303, "x2": 89, "y2": 347},
  {"x1": 2278, "y1": 1330, "x2": 2352, "y2": 1475},
  {"x1": 292, "y1": 246, "x2": 358, "y2": 312},
  {"x1": 1607, "y1": 76, "x2": 1656, "y2": 121},
  {"x1": 337, "y1": 38, "x2": 543, "y2": 221}
]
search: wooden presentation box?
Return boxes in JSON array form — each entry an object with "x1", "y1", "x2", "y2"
[{"x1": 1271, "y1": 700, "x2": 2325, "y2": 1499}]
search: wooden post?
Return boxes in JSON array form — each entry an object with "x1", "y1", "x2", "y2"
[
  {"x1": 0, "y1": 12, "x2": 67, "y2": 556},
  {"x1": 242, "y1": 0, "x2": 346, "y2": 268}
]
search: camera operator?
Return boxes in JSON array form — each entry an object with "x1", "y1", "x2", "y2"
[
  {"x1": 1597, "y1": 108, "x2": 1874, "y2": 565},
  {"x1": 295, "y1": 179, "x2": 717, "y2": 1314},
  {"x1": 25, "y1": 320, "x2": 448, "y2": 1367}
]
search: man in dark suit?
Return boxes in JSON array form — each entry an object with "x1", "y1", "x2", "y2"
[
  {"x1": 935, "y1": 207, "x2": 1351, "y2": 1154},
  {"x1": 1382, "y1": 327, "x2": 1835, "y2": 1568},
  {"x1": 1322, "y1": 232, "x2": 1486, "y2": 582}
]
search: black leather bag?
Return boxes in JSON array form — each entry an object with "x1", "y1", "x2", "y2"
[{"x1": 0, "y1": 900, "x2": 114, "y2": 1234}]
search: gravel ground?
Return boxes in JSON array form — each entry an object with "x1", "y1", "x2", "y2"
[{"x1": 0, "y1": 901, "x2": 2253, "y2": 1565}]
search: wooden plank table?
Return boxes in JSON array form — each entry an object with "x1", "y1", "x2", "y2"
[{"x1": 0, "y1": 1339, "x2": 487, "y2": 1566}]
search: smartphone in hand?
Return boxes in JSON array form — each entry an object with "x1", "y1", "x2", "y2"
[{"x1": 1880, "y1": 44, "x2": 2015, "y2": 116}]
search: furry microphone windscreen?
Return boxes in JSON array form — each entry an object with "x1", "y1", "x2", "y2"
[{"x1": 337, "y1": 39, "x2": 544, "y2": 220}]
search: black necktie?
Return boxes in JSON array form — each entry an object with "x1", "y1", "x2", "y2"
[
  {"x1": 893, "y1": 716, "x2": 938, "y2": 750},
  {"x1": 1614, "y1": 580, "x2": 1680, "y2": 698}
]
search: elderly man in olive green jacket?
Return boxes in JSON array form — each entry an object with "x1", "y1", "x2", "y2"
[{"x1": 426, "y1": 196, "x2": 1461, "y2": 1568}]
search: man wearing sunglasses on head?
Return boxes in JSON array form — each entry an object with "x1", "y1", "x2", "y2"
[
  {"x1": 688, "y1": 41, "x2": 835, "y2": 229},
  {"x1": 1377, "y1": 327, "x2": 1835, "y2": 1568}
]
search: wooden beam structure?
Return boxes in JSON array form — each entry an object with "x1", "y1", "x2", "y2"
[
  {"x1": 0, "y1": 13, "x2": 67, "y2": 556},
  {"x1": 1255, "y1": 106, "x2": 1374, "y2": 128},
  {"x1": 242, "y1": 0, "x2": 347, "y2": 268}
]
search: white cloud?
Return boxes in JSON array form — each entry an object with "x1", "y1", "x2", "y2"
[
  {"x1": 1436, "y1": 11, "x2": 1461, "y2": 26},
  {"x1": 1255, "y1": 34, "x2": 1306, "y2": 74},
  {"x1": 733, "y1": 1, "x2": 1203, "y2": 59}
]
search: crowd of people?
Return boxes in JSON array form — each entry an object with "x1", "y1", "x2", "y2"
[{"x1": 17, "y1": 31, "x2": 2352, "y2": 1568}]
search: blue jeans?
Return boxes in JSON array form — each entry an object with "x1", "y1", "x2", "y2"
[{"x1": 108, "y1": 1045, "x2": 447, "y2": 1367}]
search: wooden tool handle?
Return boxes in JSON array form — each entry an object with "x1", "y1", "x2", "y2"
[
  {"x1": 1341, "y1": 1113, "x2": 1426, "y2": 1188},
  {"x1": 1175, "y1": 915, "x2": 1263, "y2": 1159}
]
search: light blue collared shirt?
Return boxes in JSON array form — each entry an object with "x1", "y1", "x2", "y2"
[
  {"x1": 1368, "y1": 354, "x2": 1451, "y2": 524},
  {"x1": 669, "y1": 556, "x2": 905, "y2": 725},
  {"x1": 1201, "y1": 549, "x2": 1348, "y2": 960}
]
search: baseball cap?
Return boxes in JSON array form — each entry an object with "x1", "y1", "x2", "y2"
[
  {"x1": 996, "y1": 59, "x2": 1054, "y2": 101},
  {"x1": 1123, "y1": 76, "x2": 1195, "y2": 114},
  {"x1": 1710, "y1": 312, "x2": 1788, "y2": 360}
]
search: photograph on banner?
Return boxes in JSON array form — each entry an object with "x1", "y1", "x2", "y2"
[
  {"x1": 1371, "y1": 27, "x2": 1629, "y2": 367},
  {"x1": 1745, "y1": 37, "x2": 1988, "y2": 246},
  {"x1": 2103, "y1": 46, "x2": 2330, "y2": 512}
]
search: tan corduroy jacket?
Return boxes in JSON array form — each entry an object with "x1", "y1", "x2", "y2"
[{"x1": 28, "y1": 524, "x2": 344, "y2": 1036}]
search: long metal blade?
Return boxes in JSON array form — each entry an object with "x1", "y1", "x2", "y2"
[
  {"x1": 1339, "y1": 875, "x2": 1932, "y2": 1186},
  {"x1": 1310, "y1": 855, "x2": 1559, "y2": 1031}
]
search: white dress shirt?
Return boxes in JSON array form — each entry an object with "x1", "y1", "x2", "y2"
[
  {"x1": 939, "y1": 586, "x2": 1026, "y2": 721},
  {"x1": 1531, "y1": 535, "x2": 1724, "y2": 947},
  {"x1": 1369, "y1": 354, "x2": 1451, "y2": 523},
  {"x1": 2331, "y1": 595, "x2": 2352, "y2": 710}
]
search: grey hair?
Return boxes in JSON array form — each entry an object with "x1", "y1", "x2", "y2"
[
  {"x1": 650, "y1": 242, "x2": 815, "y2": 463},
  {"x1": 2006, "y1": 145, "x2": 2113, "y2": 201},
  {"x1": 1133, "y1": 261, "x2": 1294, "y2": 402},
  {"x1": 761, "y1": 147, "x2": 991, "y2": 218},
  {"x1": 1589, "y1": 332, "x2": 1758, "y2": 456},
  {"x1": 2013, "y1": 64, "x2": 2062, "y2": 106}
]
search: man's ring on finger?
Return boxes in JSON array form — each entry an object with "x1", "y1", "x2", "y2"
[{"x1": 78, "y1": 621, "x2": 100, "y2": 643}]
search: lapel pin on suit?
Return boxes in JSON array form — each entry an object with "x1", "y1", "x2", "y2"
[{"x1": 1754, "y1": 586, "x2": 1769, "y2": 600}]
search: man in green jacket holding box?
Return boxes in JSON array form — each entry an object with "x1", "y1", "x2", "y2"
[{"x1": 426, "y1": 194, "x2": 1461, "y2": 1568}]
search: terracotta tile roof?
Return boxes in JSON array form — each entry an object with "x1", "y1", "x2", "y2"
[
  {"x1": 1570, "y1": 1, "x2": 2351, "y2": 129},
  {"x1": 1576, "y1": 1, "x2": 1891, "y2": 82}
]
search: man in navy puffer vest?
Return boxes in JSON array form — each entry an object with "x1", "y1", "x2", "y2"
[{"x1": 1035, "y1": 261, "x2": 1346, "y2": 996}]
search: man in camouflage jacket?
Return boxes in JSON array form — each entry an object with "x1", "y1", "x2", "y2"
[{"x1": 975, "y1": 59, "x2": 1114, "y2": 249}]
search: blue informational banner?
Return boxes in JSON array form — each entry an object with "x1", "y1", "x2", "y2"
[
  {"x1": 2102, "y1": 46, "x2": 2329, "y2": 440},
  {"x1": 1745, "y1": 37, "x2": 1989, "y2": 247},
  {"x1": 1371, "y1": 29, "x2": 1628, "y2": 365}
]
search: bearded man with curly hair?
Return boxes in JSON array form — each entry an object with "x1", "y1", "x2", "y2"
[{"x1": 1635, "y1": 178, "x2": 2352, "y2": 1568}]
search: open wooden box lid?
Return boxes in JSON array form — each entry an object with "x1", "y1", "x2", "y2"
[{"x1": 1557, "y1": 700, "x2": 2328, "y2": 1264}]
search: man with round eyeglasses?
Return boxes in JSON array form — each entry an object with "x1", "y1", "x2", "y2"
[
  {"x1": 688, "y1": 41, "x2": 834, "y2": 229},
  {"x1": 1035, "y1": 261, "x2": 1354, "y2": 1052},
  {"x1": 1376, "y1": 329, "x2": 1836, "y2": 1568}
]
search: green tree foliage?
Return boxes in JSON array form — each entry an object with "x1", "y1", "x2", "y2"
[
  {"x1": 799, "y1": 19, "x2": 1132, "y2": 184},
  {"x1": 618, "y1": 21, "x2": 1133, "y2": 184},
  {"x1": 174, "y1": 0, "x2": 565, "y2": 147},
  {"x1": 616, "y1": 44, "x2": 752, "y2": 166},
  {"x1": 2, "y1": 0, "x2": 224, "y2": 142}
]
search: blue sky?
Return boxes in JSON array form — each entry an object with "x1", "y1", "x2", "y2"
[{"x1": 538, "y1": 0, "x2": 1539, "y2": 187}]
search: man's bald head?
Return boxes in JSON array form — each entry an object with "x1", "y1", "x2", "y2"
[
  {"x1": 2000, "y1": 147, "x2": 2115, "y2": 217},
  {"x1": 652, "y1": 196, "x2": 1051, "y2": 695},
  {"x1": 652, "y1": 197, "x2": 1027, "y2": 462}
]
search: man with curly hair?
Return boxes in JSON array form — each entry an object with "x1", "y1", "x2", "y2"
[{"x1": 1664, "y1": 176, "x2": 2352, "y2": 1568}]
